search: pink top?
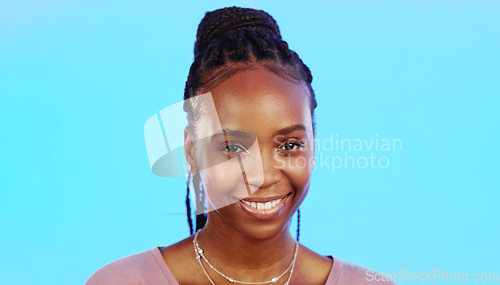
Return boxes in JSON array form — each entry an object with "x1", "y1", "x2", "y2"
[{"x1": 86, "y1": 247, "x2": 396, "y2": 284}]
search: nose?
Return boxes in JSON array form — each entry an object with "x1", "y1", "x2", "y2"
[{"x1": 250, "y1": 148, "x2": 283, "y2": 190}]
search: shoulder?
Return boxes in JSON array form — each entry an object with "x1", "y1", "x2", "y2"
[
  {"x1": 329, "y1": 257, "x2": 397, "y2": 285},
  {"x1": 85, "y1": 248, "x2": 166, "y2": 285},
  {"x1": 160, "y1": 236, "x2": 204, "y2": 283},
  {"x1": 294, "y1": 244, "x2": 334, "y2": 284}
]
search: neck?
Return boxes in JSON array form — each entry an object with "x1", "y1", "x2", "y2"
[{"x1": 195, "y1": 217, "x2": 297, "y2": 281}]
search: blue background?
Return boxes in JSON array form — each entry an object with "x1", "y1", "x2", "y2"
[{"x1": 1, "y1": 0, "x2": 498, "y2": 284}]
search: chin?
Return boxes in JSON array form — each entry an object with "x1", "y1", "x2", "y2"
[{"x1": 242, "y1": 222, "x2": 292, "y2": 241}]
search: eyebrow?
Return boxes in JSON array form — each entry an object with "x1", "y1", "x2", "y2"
[
  {"x1": 210, "y1": 124, "x2": 306, "y2": 140},
  {"x1": 211, "y1": 129, "x2": 255, "y2": 139},
  {"x1": 275, "y1": 124, "x2": 306, "y2": 136}
]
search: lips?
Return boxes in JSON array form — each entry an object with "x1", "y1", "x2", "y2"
[{"x1": 238, "y1": 193, "x2": 290, "y2": 219}]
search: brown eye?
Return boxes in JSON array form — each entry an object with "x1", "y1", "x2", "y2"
[
  {"x1": 283, "y1": 143, "x2": 299, "y2": 150},
  {"x1": 220, "y1": 143, "x2": 246, "y2": 154},
  {"x1": 226, "y1": 145, "x2": 242, "y2": 152},
  {"x1": 279, "y1": 140, "x2": 305, "y2": 152}
]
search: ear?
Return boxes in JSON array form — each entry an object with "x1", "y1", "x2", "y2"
[{"x1": 184, "y1": 127, "x2": 199, "y2": 174}]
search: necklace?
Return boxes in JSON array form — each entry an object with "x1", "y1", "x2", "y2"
[{"x1": 193, "y1": 229, "x2": 299, "y2": 285}]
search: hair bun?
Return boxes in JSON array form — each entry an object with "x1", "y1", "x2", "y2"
[{"x1": 194, "y1": 6, "x2": 282, "y2": 56}]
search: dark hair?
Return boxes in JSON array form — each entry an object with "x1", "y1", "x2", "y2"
[{"x1": 184, "y1": 7, "x2": 316, "y2": 241}]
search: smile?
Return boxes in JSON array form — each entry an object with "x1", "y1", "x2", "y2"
[
  {"x1": 242, "y1": 198, "x2": 282, "y2": 210},
  {"x1": 237, "y1": 193, "x2": 290, "y2": 219}
]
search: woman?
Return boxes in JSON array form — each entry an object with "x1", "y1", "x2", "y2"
[{"x1": 86, "y1": 7, "x2": 396, "y2": 285}]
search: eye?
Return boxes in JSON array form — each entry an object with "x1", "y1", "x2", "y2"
[
  {"x1": 283, "y1": 142, "x2": 300, "y2": 150},
  {"x1": 220, "y1": 143, "x2": 247, "y2": 154},
  {"x1": 279, "y1": 139, "x2": 306, "y2": 152},
  {"x1": 226, "y1": 145, "x2": 243, "y2": 152}
]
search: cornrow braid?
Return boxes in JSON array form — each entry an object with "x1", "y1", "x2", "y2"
[
  {"x1": 192, "y1": 172, "x2": 207, "y2": 231},
  {"x1": 185, "y1": 172, "x2": 193, "y2": 235},
  {"x1": 194, "y1": 7, "x2": 281, "y2": 56},
  {"x1": 297, "y1": 208, "x2": 301, "y2": 242},
  {"x1": 184, "y1": 7, "x2": 317, "y2": 236}
]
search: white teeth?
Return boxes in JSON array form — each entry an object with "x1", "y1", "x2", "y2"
[
  {"x1": 243, "y1": 198, "x2": 283, "y2": 210},
  {"x1": 264, "y1": 202, "x2": 272, "y2": 210}
]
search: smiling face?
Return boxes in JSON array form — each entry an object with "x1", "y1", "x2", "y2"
[{"x1": 185, "y1": 66, "x2": 315, "y2": 240}]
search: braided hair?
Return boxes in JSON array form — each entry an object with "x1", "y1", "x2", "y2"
[{"x1": 183, "y1": 7, "x2": 317, "y2": 241}]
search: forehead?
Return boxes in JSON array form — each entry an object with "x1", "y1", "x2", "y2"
[{"x1": 207, "y1": 67, "x2": 312, "y2": 136}]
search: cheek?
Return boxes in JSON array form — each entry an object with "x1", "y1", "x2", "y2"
[
  {"x1": 280, "y1": 155, "x2": 313, "y2": 195},
  {"x1": 287, "y1": 166, "x2": 312, "y2": 196},
  {"x1": 199, "y1": 159, "x2": 253, "y2": 211}
]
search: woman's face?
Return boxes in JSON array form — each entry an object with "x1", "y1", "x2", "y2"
[{"x1": 186, "y1": 66, "x2": 315, "y2": 240}]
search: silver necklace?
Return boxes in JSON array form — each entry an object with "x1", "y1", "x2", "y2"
[{"x1": 193, "y1": 229, "x2": 299, "y2": 285}]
